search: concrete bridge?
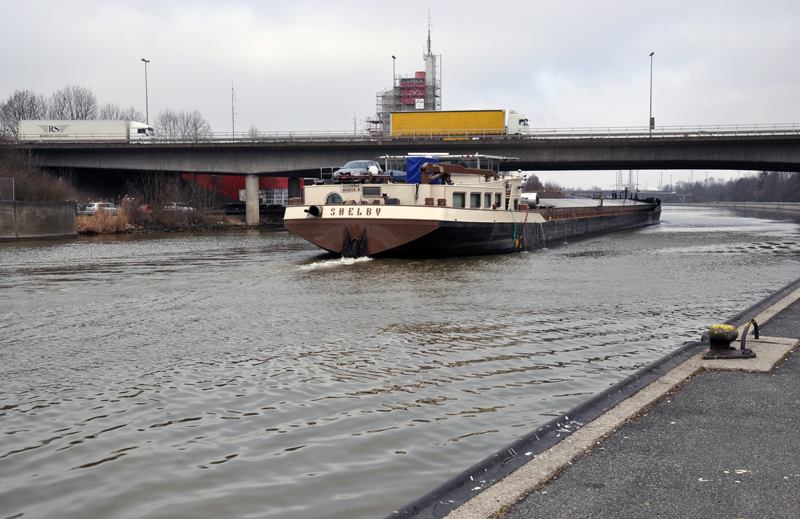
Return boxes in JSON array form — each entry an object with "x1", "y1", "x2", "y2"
[
  {"x1": 11, "y1": 124, "x2": 800, "y2": 224},
  {"x1": 14, "y1": 124, "x2": 800, "y2": 177}
]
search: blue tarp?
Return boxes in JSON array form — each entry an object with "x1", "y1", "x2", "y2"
[{"x1": 405, "y1": 157, "x2": 440, "y2": 184}]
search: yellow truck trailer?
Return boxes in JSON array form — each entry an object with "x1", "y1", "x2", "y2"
[{"x1": 389, "y1": 109, "x2": 529, "y2": 137}]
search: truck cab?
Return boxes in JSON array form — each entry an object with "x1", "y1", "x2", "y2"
[
  {"x1": 506, "y1": 110, "x2": 530, "y2": 135},
  {"x1": 130, "y1": 121, "x2": 155, "y2": 141}
]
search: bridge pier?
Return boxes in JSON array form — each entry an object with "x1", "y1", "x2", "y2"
[{"x1": 245, "y1": 174, "x2": 260, "y2": 226}]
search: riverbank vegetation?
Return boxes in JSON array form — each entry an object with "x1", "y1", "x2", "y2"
[
  {"x1": 524, "y1": 173, "x2": 565, "y2": 198},
  {"x1": 77, "y1": 208, "x2": 128, "y2": 235},
  {"x1": 657, "y1": 171, "x2": 800, "y2": 203},
  {"x1": 0, "y1": 138, "x2": 77, "y2": 201},
  {"x1": 122, "y1": 173, "x2": 226, "y2": 230}
]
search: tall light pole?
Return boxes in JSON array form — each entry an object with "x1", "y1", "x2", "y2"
[
  {"x1": 141, "y1": 58, "x2": 150, "y2": 125},
  {"x1": 392, "y1": 55, "x2": 396, "y2": 87},
  {"x1": 649, "y1": 52, "x2": 654, "y2": 133}
]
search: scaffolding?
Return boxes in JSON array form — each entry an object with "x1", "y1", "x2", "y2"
[{"x1": 367, "y1": 24, "x2": 442, "y2": 136}]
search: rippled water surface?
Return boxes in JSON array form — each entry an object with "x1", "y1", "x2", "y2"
[{"x1": 2, "y1": 206, "x2": 799, "y2": 519}]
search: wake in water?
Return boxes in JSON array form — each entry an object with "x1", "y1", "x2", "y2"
[{"x1": 297, "y1": 256, "x2": 374, "y2": 270}]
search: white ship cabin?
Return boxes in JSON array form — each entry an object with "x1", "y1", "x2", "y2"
[{"x1": 304, "y1": 154, "x2": 525, "y2": 211}]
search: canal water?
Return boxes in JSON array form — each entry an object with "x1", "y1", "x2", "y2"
[{"x1": 1, "y1": 206, "x2": 799, "y2": 519}]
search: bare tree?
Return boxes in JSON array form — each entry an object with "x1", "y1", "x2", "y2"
[
  {"x1": 183, "y1": 173, "x2": 222, "y2": 211},
  {"x1": 542, "y1": 180, "x2": 565, "y2": 198},
  {"x1": 523, "y1": 173, "x2": 544, "y2": 193},
  {"x1": 181, "y1": 110, "x2": 212, "y2": 140},
  {"x1": 0, "y1": 89, "x2": 49, "y2": 138},
  {"x1": 124, "y1": 172, "x2": 219, "y2": 228},
  {"x1": 247, "y1": 124, "x2": 260, "y2": 138},
  {"x1": 98, "y1": 103, "x2": 145, "y2": 122},
  {"x1": 49, "y1": 84, "x2": 98, "y2": 120},
  {"x1": 154, "y1": 109, "x2": 212, "y2": 141}
]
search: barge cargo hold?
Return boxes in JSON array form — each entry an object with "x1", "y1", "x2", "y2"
[{"x1": 284, "y1": 155, "x2": 661, "y2": 258}]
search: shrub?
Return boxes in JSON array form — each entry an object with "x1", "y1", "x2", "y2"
[
  {"x1": 76, "y1": 208, "x2": 128, "y2": 235},
  {"x1": 0, "y1": 139, "x2": 77, "y2": 201}
]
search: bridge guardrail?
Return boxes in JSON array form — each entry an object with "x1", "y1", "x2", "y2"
[{"x1": 8, "y1": 123, "x2": 800, "y2": 145}]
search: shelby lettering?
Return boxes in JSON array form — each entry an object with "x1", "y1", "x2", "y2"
[{"x1": 329, "y1": 207, "x2": 382, "y2": 216}]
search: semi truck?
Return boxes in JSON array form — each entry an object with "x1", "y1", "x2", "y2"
[
  {"x1": 17, "y1": 120, "x2": 155, "y2": 142},
  {"x1": 389, "y1": 109, "x2": 530, "y2": 137}
]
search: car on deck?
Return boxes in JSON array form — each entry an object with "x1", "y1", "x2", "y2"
[{"x1": 332, "y1": 160, "x2": 383, "y2": 182}]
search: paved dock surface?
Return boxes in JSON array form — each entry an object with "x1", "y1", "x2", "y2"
[{"x1": 500, "y1": 299, "x2": 800, "y2": 519}]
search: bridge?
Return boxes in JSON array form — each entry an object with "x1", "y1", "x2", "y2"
[
  {"x1": 10, "y1": 123, "x2": 800, "y2": 224},
  {"x1": 14, "y1": 123, "x2": 800, "y2": 177}
]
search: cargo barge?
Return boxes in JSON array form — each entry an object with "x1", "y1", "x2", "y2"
[{"x1": 284, "y1": 154, "x2": 661, "y2": 258}]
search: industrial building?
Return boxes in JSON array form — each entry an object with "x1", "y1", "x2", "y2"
[{"x1": 368, "y1": 25, "x2": 442, "y2": 135}]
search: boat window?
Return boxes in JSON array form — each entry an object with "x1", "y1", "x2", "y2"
[
  {"x1": 495, "y1": 193, "x2": 501, "y2": 207},
  {"x1": 470, "y1": 193, "x2": 481, "y2": 208},
  {"x1": 484, "y1": 193, "x2": 492, "y2": 208},
  {"x1": 514, "y1": 199, "x2": 519, "y2": 210},
  {"x1": 453, "y1": 192, "x2": 466, "y2": 208},
  {"x1": 326, "y1": 192, "x2": 344, "y2": 204}
]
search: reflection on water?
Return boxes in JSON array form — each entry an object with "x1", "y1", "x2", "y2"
[{"x1": 1, "y1": 207, "x2": 799, "y2": 519}]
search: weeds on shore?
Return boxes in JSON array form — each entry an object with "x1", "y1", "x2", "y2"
[
  {"x1": 77, "y1": 208, "x2": 128, "y2": 235},
  {"x1": 77, "y1": 204, "x2": 238, "y2": 235}
]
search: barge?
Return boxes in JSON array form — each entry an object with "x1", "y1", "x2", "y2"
[{"x1": 284, "y1": 154, "x2": 661, "y2": 258}]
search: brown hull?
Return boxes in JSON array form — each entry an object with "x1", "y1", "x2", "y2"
[{"x1": 285, "y1": 218, "x2": 439, "y2": 256}]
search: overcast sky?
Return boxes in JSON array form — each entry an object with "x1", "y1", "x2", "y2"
[{"x1": 3, "y1": 0, "x2": 799, "y2": 189}]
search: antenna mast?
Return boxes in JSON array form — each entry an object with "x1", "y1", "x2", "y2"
[{"x1": 427, "y1": 9, "x2": 432, "y2": 55}]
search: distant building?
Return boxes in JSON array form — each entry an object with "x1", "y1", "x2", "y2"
[{"x1": 367, "y1": 24, "x2": 441, "y2": 135}]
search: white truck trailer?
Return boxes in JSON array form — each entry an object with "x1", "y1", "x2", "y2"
[{"x1": 17, "y1": 120, "x2": 154, "y2": 142}]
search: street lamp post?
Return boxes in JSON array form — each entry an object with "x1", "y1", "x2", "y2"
[
  {"x1": 392, "y1": 55, "x2": 396, "y2": 87},
  {"x1": 141, "y1": 58, "x2": 150, "y2": 125},
  {"x1": 649, "y1": 52, "x2": 654, "y2": 133}
]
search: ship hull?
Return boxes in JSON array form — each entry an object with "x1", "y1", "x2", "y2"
[{"x1": 285, "y1": 203, "x2": 661, "y2": 258}]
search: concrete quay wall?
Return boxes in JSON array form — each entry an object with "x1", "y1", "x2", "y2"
[{"x1": 0, "y1": 201, "x2": 77, "y2": 241}]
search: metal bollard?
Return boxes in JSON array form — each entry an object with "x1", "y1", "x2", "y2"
[
  {"x1": 701, "y1": 323, "x2": 757, "y2": 360},
  {"x1": 740, "y1": 319, "x2": 759, "y2": 350}
]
